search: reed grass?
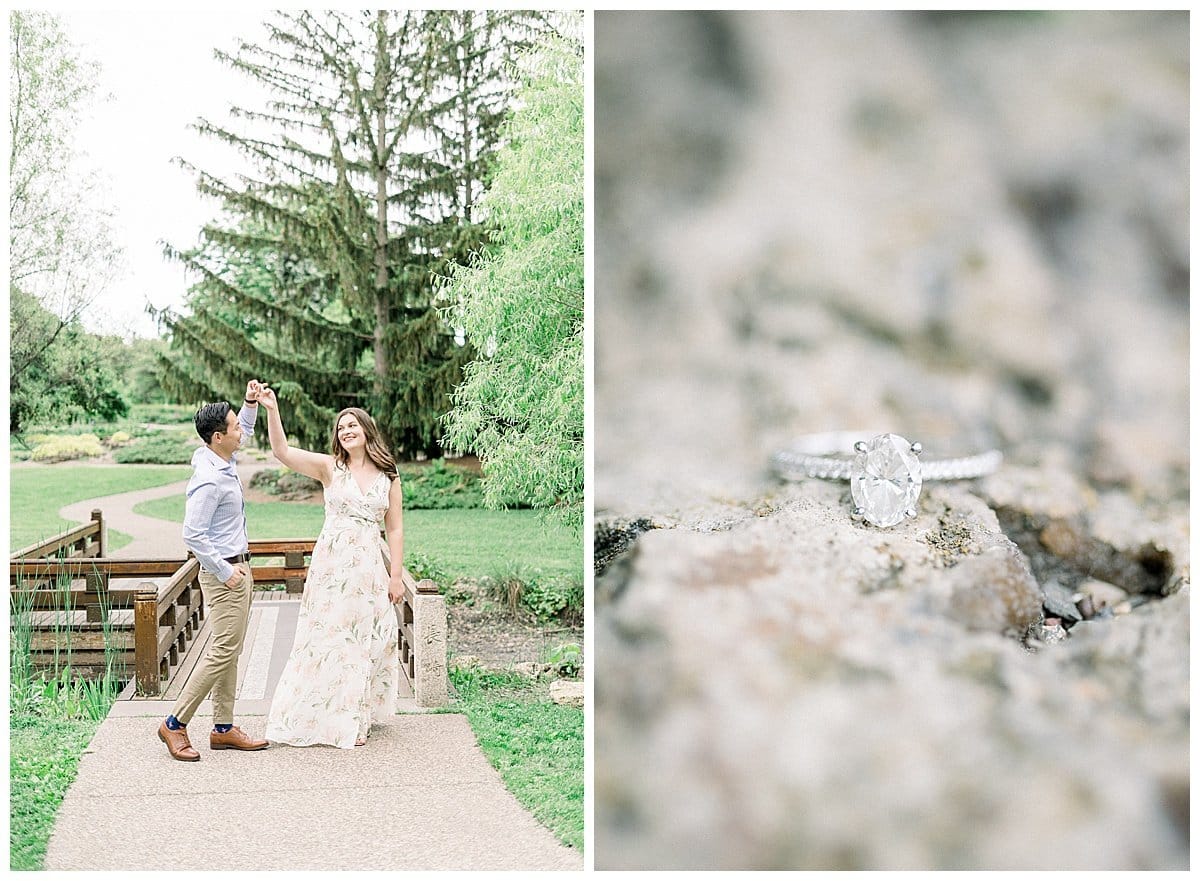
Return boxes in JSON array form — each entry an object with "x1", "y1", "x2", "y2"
[
  {"x1": 10, "y1": 555, "x2": 126, "y2": 723},
  {"x1": 10, "y1": 556, "x2": 128, "y2": 869}
]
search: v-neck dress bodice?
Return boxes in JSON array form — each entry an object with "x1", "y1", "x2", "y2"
[
  {"x1": 265, "y1": 463, "x2": 399, "y2": 748},
  {"x1": 324, "y1": 462, "x2": 387, "y2": 528}
]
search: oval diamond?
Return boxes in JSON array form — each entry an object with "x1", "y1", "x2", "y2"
[{"x1": 850, "y1": 433, "x2": 922, "y2": 527}]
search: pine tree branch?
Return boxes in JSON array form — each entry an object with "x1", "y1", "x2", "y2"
[
  {"x1": 227, "y1": 106, "x2": 328, "y2": 136},
  {"x1": 166, "y1": 307, "x2": 360, "y2": 390},
  {"x1": 216, "y1": 42, "x2": 339, "y2": 105},
  {"x1": 167, "y1": 238, "x2": 374, "y2": 345},
  {"x1": 186, "y1": 125, "x2": 338, "y2": 182}
]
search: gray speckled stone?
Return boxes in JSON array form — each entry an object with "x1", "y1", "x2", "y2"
[
  {"x1": 595, "y1": 9, "x2": 1188, "y2": 871},
  {"x1": 414, "y1": 592, "x2": 448, "y2": 707}
]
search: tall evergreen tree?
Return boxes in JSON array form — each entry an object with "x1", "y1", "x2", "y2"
[{"x1": 158, "y1": 10, "x2": 544, "y2": 452}]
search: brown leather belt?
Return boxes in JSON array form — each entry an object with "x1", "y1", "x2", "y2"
[{"x1": 223, "y1": 553, "x2": 250, "y2": 565}]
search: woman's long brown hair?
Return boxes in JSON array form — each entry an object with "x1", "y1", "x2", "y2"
[{"x1": 330, "y1": 407, "x2": 398, "y2": 480}]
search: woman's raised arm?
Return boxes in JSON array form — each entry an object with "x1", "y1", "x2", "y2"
[{"x1": 256, "y1": 387, "x2": 333, "y2": 486}]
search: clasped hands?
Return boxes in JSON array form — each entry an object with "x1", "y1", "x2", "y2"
[{"x1": 244, "y1": 379, "x2": 278, "y2": 410}]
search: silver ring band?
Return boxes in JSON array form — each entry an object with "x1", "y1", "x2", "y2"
[
  {"x1": 771, "y1": 431, "x2": 1002, "y2": 528},
  {"x1": 772, "y1": 431, "x2": 1002, "y2": 482}
]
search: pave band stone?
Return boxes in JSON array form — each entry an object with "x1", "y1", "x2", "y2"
[{"x1": 771, "y1": 431, "x2": 1002, "y2": 528}]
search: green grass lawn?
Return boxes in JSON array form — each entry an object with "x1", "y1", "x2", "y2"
[
  {"x1": 448, "y1": 670, "x2": 583, "y2": 851},
  {"x1": 133, "y1": 496, "x2": 581, "y2": 584},
  {"x1": 10, "y1": 716, "x2": 101, "y2": 870},
  {"x1": 10, "y1": 465, "x2": 191, "y2": 553}
]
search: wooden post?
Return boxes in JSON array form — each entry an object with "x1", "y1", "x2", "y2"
[
  {"x1": 134, "y1": 584, "x2": 161, "y2": 696},
  {"x1": 284, "y1": 548, "x2": 303, "y2": 593},
  {"x1": 84, "y1": 571, "x2": 107, "y2": 623},
  {"x1": 92, "y1": 509, "x2": 106, "y2": 559}
]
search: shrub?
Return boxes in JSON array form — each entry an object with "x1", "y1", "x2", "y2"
[
  {"x1": 546, "y1": 642, "x2": 583, "y2": 679},
  {"x1": 483, "y1": 564, "x2": 583, "y2": 623},
  {"x1": 106, "y1": 431, "x2": 131, "y2": 447},
  {"x1": 129, "y1": 403, "x2": 194, "y2": 425},
  {"x1": 25, "y1": 423, "x2": 121, "y2": 441},
  {"x1": 444, "y1": 581, "x2": 476, "y2": 606},
  {"x1": 112, "y1": 432, "x2": 198, "y2": 464},
  {"x1": 397, "y1": 459, "x2": 487, "y2": 509},
  {"x1": 404, "y1": 551, "x2": 451, "y2": 588},
  {"x1": 249, "y1": 467, "x2": 322, "y2": 500},
  {"x1": 487, "y1": 566, "x2": 529, "y2": 617},
  {"x1": 248, "y1": 469, "x2": 278, "y2": 491},
  {"x1": 521, "y1": 575, "x2": 583, "y2": 623},
  {"x1": 30, "y1": 435, "x2": 105, "y2": 463}
]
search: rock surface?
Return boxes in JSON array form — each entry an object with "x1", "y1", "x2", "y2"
[
  {"x1": 595, "y1": 11, "x2": 1188, "y2": 870},
  {"x1": 549, "y1": 679, "x2": 585, "y2": 709}
]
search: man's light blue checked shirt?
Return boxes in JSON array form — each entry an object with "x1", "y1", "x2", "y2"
[{"x1": 181, "y1": 404, "x2": 257, "y2": 583}]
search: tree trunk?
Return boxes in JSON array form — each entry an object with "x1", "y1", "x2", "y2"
[
  {"x1": 372, "y1": 10, "x2": 390, "y2": 405},
  {"x1": 460, "y1": 35, "x2": 473, "y2": 222}
]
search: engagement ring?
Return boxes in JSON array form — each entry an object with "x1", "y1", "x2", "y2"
[{"x1": 771, "y1": 431, "x2": 1002, "y2": 528}]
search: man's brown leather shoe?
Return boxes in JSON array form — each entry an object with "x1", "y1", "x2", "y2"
[
  {"x1": 158, "y1": 721, "x2": 200, "y2": 762},
  {"x1": 210, "y1": 726, "x2": 269, "y2": 751}
]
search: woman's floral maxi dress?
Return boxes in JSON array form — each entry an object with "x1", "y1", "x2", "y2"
[{"x1": 266, "y1": 463, "x2": 399, "y2": 748}]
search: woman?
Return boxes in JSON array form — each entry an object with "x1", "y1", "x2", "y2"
[{"x1": 258, "y1": 386, "x2": 404, "y2": 748}]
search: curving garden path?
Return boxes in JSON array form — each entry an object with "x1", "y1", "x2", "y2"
[
  {"x1": 41, "y1": 465, "x2": 583, "y2": 871},
  {"x1": 57, "y1": 458, "x2": 280, "y2": 559}
]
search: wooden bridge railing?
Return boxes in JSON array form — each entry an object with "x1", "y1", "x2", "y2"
[
  {"x1": 132, "y1": 557, "x2": 204, "y2": 695},
  {"x1": 11, "y1": 527, "x2": 448, "y2": 707},
  {"x1": 12, "y1": 509, "x2": 106, "y2": 562}
]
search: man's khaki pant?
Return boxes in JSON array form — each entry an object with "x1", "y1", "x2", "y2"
[{"x1": 171, "y1": 567, "x2": 254, "y2": 726}]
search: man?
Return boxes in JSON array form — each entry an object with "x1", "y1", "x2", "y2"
[{"x1": 158, "y1": 380, "x2": 270, "y2": 761}]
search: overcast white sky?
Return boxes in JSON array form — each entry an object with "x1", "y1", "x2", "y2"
[{"x1": 59, "y1": 11, "x2": 274, "y2": 338}]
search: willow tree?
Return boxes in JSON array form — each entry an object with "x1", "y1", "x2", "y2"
[
  {"x1": 441, "y1": 34, "x2": 584, "y2": 527},
  {"x1": 158, "y1": 10, "x2": 544, "y2": 452},
  {"x1": 11, "y1": 11, "x2": 124, "y2": 429}
]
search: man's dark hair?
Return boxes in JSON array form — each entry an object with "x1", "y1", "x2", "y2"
[{"x1": 195, "y1": 402, "x2": 233, "y2": 445}]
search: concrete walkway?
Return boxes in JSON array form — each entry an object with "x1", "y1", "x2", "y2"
[
  {"x1": 45, "y1": 711, "x2": 580, "y2": 870},
  {"x1": 41, "y1": 468, "x2": 583, "y2": 870}
]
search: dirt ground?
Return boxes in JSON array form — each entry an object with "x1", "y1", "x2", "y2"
[{"x1": 445, "y1": 579, "x2": 583, "y2": 667}]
